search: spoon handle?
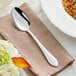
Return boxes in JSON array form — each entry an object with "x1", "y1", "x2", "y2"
[{"x1": 27, "y1": 30, "x2": 58, "y2": 67}]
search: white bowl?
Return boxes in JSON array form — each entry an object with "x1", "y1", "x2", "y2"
[
  {"x1": 0, "y1": 0, "x2": 11, "y2": 9},
  {"x1": 40, "y1": 0, "x2": 76, "y2": 38}
]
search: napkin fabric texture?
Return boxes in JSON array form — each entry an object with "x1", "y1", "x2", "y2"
[{"x1": 0, "y1": 3, "x2": 74, "y2": 76}]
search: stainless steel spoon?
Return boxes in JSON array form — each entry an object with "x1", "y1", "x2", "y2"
[{"x1": 11, "y1": 7, "x2": 58, "y2": 67}]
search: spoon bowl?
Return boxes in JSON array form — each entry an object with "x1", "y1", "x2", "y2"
[{"x1": 12, "y1": 7, "x2": 30, "y2": 31}]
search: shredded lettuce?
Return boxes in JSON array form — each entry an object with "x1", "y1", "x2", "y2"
[
  {"x1": 0, "y1": 47, "x2": 10, "y2": 66},
  {"x1": 71, "y1": 0, "x2": 76, "y2": 2}
]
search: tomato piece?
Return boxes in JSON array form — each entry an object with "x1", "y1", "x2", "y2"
[
  {"x1": 12, "y1": 57, "x2": 31, "y2": 68},
  {"x1": 63, "y1": 0, "x2": 71, "y2": 2}
]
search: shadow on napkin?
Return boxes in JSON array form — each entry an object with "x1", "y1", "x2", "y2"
[{"x1": 0, "y1": 3, "x2": 74, "y2": 76}]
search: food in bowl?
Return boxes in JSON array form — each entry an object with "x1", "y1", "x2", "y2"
[
  {"x1": 62, "y1": 0, "x2": 76, "y2": 19},
  {"x1": 0, "y1": 40, "x2": 31, "y2": 76}
]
